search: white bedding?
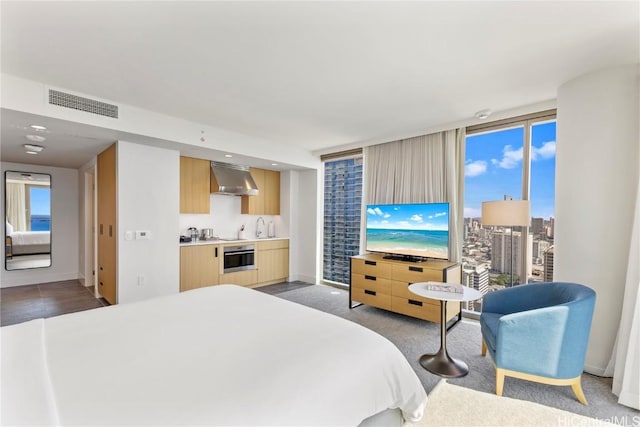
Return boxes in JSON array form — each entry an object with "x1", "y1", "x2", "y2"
[
  {"x1": 7, "y1": 230, "x2": 50, "y2": 246},
  {"x1": 1, "y1": 284, "x2": 426, "y2": 426}
]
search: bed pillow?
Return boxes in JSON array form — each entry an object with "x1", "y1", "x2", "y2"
[{"x1": 5, "y1": 221, "x2": 13, "y2": 235}]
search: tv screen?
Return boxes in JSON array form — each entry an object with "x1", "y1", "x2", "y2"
[{"x1": 365, "y1": 202, "x2": 450, "y2": 261}]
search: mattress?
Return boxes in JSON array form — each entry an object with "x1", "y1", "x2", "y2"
[
  {"x1": 1, "y1": 284, "x2": 427, "y2": 426},
  {"x1": 7, "y1": 231, "x2": 51, "y2": 255}
]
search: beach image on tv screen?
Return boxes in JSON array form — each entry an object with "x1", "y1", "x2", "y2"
[{"x1": 366, "y1": 203, "x2": 449, "y2": 259}]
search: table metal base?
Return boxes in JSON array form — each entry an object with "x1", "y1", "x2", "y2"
[{"x1": 419, "y1": 349, "x2": 469, "y2": 378}]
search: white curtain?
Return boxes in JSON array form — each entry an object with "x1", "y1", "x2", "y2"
[
  {"x1": 6, "y1": 182, "x2": 27, "y2": 231},
  {"x1": 363, "y1": 128, "x2": 465, "y2": 262},
  {"x1": 605, "y1": 173, "x2": 640, "y2": 410}
]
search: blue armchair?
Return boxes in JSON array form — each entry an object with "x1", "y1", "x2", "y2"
[{"x1": 480, "y1": 282, "x2": 596, "y2": 404}]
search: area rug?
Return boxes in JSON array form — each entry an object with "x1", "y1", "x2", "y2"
[{"x1": 405, "y1": 380, "x2": 612, "y2": 427}]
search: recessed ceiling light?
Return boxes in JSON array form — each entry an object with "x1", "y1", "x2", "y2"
[
  {"x1": 271, "y1": 163, "x2": 278, "y2": 166},
  {"x1": 23, "y1": 144, "x2": 44, "y2": 153},
  {"x1": 474, "y1": 109, "x2": 492, "y2": 120},
  {"x1": 224, "y1": 154, "x2": 233, "y2": 158},
  {"x1": 25, "y1": 134, "x2": 46, "y2": 142},
  {"x1": 29, "y1": 124, "x2": 47, "y2": 131}
]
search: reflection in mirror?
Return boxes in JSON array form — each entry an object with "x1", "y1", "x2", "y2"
[{"x1": 5, "y1": 171, "x2": 52, "y2": 270}]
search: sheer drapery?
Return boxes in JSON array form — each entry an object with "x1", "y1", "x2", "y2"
[
  {"x1": 5, "y1": 182, "x2": 27, "y2": 231},
  {"x1": 363, "y1": 128, "x2": 465, "y2": 262},
  {"x1": 605, "y1": 175, "x2": 640, "y2": 409}
]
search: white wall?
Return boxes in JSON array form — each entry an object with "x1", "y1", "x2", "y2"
[
  {"x1": 1, "y1": 162, "x2": 79, "y2": 287},
  {"x1": 556, "y1": 64, "x2": 639, "y2": 374},
  {"x1": 289, "y1": 169, "x2": 319, "y2": 283},
  {"x1": 116, "y1": 141, "x2": 180, "y2": 304},
  {"x1": 178, "y1": 194, "x2": 287, "y2": 240}
]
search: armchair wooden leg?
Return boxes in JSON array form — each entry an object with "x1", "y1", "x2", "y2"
[
  {"x1": 481, "y1": 339, "x2": 487, "y2": 356},
  {"x1": 571, "y1": 378, "x2": 588, "y2": 405},
  {"x1": 495, "y1": 368, "x2": 505, "y2": 396}
]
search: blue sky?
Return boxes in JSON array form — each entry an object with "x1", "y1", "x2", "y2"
[
  {"x1": 30, "y1": 187, "x2": 51, "y2": 215},
  {"x1": 367, "y1": 203, "x2": 449, "y2": 230},
  {"x1": 464, "y1": 121, "x2": 556, "y2": 219}
]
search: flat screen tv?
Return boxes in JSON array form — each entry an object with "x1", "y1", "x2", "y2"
[{"x1": 365, "y1": 202, "x2": 450, "y2": 261}]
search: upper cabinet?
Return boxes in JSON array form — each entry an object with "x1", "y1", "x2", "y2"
[
  {"x1": 241, "y1": 168, "x2": 280, "y2": 215},
  {"x1": 180, "y1": 156, "x2": 210, "y2": 214}
]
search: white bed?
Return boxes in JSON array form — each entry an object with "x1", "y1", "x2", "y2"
[
  {"x1": 6, "y1": 230, "x2": 51, "y2": 255},
  {"x1": 1, "y1": 284, "x2": 427, "y2": 426}
]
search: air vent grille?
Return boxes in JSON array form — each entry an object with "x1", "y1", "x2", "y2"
[{"x1": 48, "y1": 89, "x2": 118, "y2": 118}]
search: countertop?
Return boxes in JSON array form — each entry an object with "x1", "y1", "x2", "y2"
[{"x1": 179, "y1": 237, "x2": 288, "y2": 247}]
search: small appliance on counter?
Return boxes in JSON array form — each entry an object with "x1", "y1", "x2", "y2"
[
  {"x1": 201, "y1": 228, "x2": 215, "y2": 240},
  {"x1": 187, "y1": 227, "x2": 199, "y2": 241},
  {"x1": 179, "y1": 235, "x2": 192, "y2": 243},
  {"x1": 267, "y1": 221, "x2": 275, "y2": 238}
]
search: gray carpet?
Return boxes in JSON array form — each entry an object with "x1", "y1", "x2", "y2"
[{"x1": 258, "y1": 282, "x2": 638, "y2": 425}]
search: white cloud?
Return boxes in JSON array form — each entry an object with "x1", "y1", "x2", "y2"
[
  {"x1": 465, "y1": 160, "x2": 487, "y2": 177},
  {"x1": 497, "y1": 145, "x2": 523, "y2": 169},
  {"x1": 464, "y1": 207, "x2": 482, "y2": 218},
  {"x1": 434, "y1": 212, "x2": 447, "y2": 217},
  {"x1": 368, "y1": 207, "x2": 386, "y2": 217},
  {"x1": 410, "y1": 214, "x2": 423, "y2": 222},
  {"x1": 532, "y1": 140, "x2": 556, "y2": 160}
]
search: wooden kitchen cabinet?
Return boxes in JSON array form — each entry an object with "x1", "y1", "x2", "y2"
[
  {"x1": 241, "y1": 168, "x2": 280, "y2": 215},
  {"x1": 97, "y1": 143, "x2": 117, "y2": 304},
  {"x1": 257, "y1": 239, "x2": 289, "y2": 285},
  {"x1": 180, "y1": 244, "x2": 220, "y2": 291},
  {"x1": 180, "y1": 156, "x2": 211, "y2": 214}
]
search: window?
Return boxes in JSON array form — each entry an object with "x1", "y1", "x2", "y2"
[
  {"x1": 463, "y1": 111, "x2": 556, "y2": 312},
  {"x1": 28, "y1": 186, "x2": 51, "y2": 231},
  {"x1": 322, "y1": 156, "x2": 363, "y2": 285}
]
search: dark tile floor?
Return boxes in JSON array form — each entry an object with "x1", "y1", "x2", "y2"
[{"x1": 1, "y1": 280, "x2": 108, "y2": 327}]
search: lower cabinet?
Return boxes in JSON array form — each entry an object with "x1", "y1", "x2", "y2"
[
  {"x1": 350, "y1": 253, "x2": 462, "y2": 323},
  {"x1": 180, "y1": 245, "x2": 220, "y2": 292},
  {"x1": 257, "y1": 240, "x2": 289, "y2": 285}
]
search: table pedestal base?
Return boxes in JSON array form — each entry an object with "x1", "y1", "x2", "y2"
[{"x1": 419, "y1": 349, "x2": 469, "y2": 378}]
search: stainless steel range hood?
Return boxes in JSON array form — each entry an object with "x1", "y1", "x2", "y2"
[{"x1": 210, "y1": 162, "x2": 259, "y2": 196}]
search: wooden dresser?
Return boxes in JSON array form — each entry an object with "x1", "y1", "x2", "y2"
[{"x1": 350, "y1": 253, "x2": 462, "y2": 324}]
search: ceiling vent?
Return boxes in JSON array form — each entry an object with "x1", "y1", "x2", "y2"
[{"x1": 48, "y1": 89, "x2": 119, "y2": 118}]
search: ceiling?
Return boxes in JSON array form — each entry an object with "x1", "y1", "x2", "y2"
[{"x1": 1, "y1": 1, "x2": 638, "y2": 169}]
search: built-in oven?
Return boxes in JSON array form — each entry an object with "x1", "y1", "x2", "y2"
[{"x1": 223, "y1": 244, "x2": 255, "y2": 273}]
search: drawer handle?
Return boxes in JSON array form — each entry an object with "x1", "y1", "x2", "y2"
[
  {"x1": 408, "y1": 299, "x2": 423, "y2": 306},
  {"x1": 409, "y1": 266, "x2": 423, "y2": 272},
  {"x1": 364, "y1": 275, "x2": 376, "y2": 281},
  {"x1": 365, "y1": 260, "x2": 377, "y2": 266},
  {"x1": 100, "y1": 224, "x2": 104, "y2": 235},
  {"x1": 364, "y1": 289, "x2": 377, "y2": 296}
]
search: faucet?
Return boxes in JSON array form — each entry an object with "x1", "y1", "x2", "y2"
[{"x1": 256, "y1": 217, "x2": 266, "y2": 238}]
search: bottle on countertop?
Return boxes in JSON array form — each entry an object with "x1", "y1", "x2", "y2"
[{"x1": 267, "y1": 221, "x2": 275, "y2": 238}]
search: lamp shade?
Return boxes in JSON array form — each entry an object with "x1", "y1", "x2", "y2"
[{"x1": 481, "y1": 200, "x2": 530, "y2": 226}]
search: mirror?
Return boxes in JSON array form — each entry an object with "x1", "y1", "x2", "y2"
[{"x1": 5, "y1": 171, "x2": 52, "y2": 270}]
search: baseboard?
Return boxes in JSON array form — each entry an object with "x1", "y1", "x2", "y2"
[
  {"x1": 584, "y1": 364, "x2": 608, "y2": 377},
  {"x1": 290, "y1": 273, "x2": 317, "y2": 284}
]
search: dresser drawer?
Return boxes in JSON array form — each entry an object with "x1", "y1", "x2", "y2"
[
  {"x1": 352, "y1": 258, "x2": 392, "y2": 278},
  {"x1": 352, "y1": 273, "x2": 391, "y2": 294},
  {"x1": 391, "y1": 264, "x2": 444, "y2": 283},
  {"x1": 391, "y1": 296, "x2": 460, "y2": 323},
  {"x1": 390, "y1": 280, "x2": 440, "y2": 305},
  {"x1": 352, "y1": 286, "x2": 391, "y2": 310}
]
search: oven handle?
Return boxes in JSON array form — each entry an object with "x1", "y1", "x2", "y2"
[{"x1": 224, "y1": 250, "x2": 255, "y2": 256}]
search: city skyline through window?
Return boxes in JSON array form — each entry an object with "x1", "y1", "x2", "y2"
[{"x1": 463, "y1": 119, "x2": 556, "y2": 311}]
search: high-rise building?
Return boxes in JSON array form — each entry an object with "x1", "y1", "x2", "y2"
[
  {"x1": 490, "y1": 230, "x2": 533, "y2": 285},
  {"x1": 531, "y1": 217, "x2": 545, "y2": 237},
  {"x1": 533, "y1": 240, "x2": 550, "y2": 265},
  {"x1": 323, "y1": 158, "x2": 363, "y2": 284},
  {"x1": 544, "y1": 245, "x2": 555, "y2": 282}
]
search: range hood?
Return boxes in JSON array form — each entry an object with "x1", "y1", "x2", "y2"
[{"x1": 210, "y1": 162, "x2": 259, "y2": 196}]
